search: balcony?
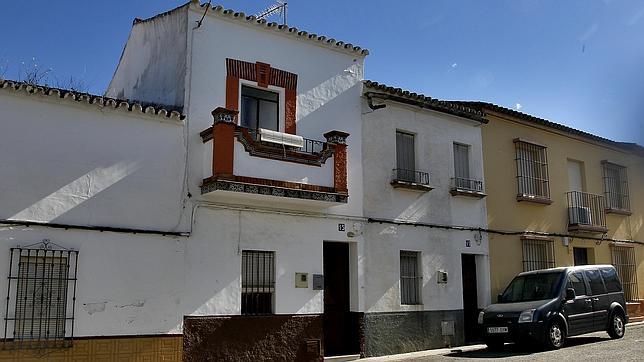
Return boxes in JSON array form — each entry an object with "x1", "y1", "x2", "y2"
[
  {"x1": 200, "y1": 108, "x2": 349, "y2": 209},
  {"x1": 566, "y1": 191, "x2": 608, "y2": 233},
  {"x1": 390, "y1": 169, "x2": 433, "y2": 192},
  {"x1": 450, "y1": 177, "x2": 486, "y2": 198}
]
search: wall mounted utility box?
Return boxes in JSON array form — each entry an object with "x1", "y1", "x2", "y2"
[
  {"x1": 295, "y1": 273, "x2": 309, "y2": 288},
  {"x1": 441, "y1": 320, "x2": 455, "y2": 336},
  {"x1": 312, "y1": 274, "x2": 324, "y2": 290},
  {"x1": 437, "y1": 270, "x2": 448, "y2": 284}
]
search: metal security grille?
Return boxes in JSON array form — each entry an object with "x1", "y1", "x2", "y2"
[
  {"x1": 241, "y1": 250, "x2": 275, "y2": 315},
  {"x1": 612, "y1": 245, "x2": 638, "y2": 301},
  {"x1": 3, "y1": 241, "x2": 78, "y2": 349},
  {"x1": 514, "y1": 140, "x2": 550, "y2": 199},
  {"x1": 522, "y1": 238, "x2": 555, "y2": 271},
  {"x1": 400, "y1": 251, "x2": 421, "y2": 305},
  {"x1": 603, "y1": 162, "x2": 630, "y2": 211}
]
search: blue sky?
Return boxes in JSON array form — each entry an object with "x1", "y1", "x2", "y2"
[{"x1": 1, "y1": 0, "x2": 642, "y2": 144}]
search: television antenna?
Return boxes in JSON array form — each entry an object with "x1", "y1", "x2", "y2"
[{"x1": 256, "y1": 1, "x2": 288, "y2": 25}]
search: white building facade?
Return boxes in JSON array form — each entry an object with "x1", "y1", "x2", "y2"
[
  {"x1": 0, "y1": 1, "x2": 489, "y2": 360},
  {"x1": 360, "y1": 82, "x2": 491, "y2": 354}
]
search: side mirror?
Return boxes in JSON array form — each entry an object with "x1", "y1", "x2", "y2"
[
  {"x1": 565, "y1": 288, "x2": 576, "y2": 301},
  {"x1": 497, "y1": 293, "x2": 503, "y2": 303}
]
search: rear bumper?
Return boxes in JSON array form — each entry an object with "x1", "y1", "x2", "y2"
[{"x1": 481, "y1": 321, "x2": 546, "y2": 343}]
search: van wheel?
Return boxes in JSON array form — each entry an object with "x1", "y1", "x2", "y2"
[
  {"x1": 544, "y1": 320, "x2": 565, "y2": 350},
  {"x1": 607, "y1": 311, "x2": 625, "y2": 339}
]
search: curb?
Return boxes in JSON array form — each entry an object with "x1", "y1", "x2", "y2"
[{"x1": 359, "y1": 344, "x2": 487, "y2": 361}]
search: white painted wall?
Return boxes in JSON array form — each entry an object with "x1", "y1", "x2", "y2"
[
  {"x1": 106, "y1": 4, "x2": 188, "y2": 108},
  {"x1": 185, "y1": 5, "x2": 365, "y2": 217},
  {"x1": 0, "y1": 92, "x2": 187, "y2": 232},
  {"x1": 232, "y1": 143, "x2": 335, "y2": 188},
  {"x1": 361, "y1": 98, "x2": 491, "y2": 312}
]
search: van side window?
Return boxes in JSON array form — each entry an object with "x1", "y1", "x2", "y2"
[
  {"x1": 585, "y1": 269, "x2": 606, "y2": 295},
  {"x1": 567, "y1": 272, "x2": 587, "y2": 296},
  {"x1": 600, "y1": 267, "x2": 621, "y2": 293}
]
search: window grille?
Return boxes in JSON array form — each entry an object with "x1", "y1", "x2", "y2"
[
  {"x1": 3, "y1": 241, "x2": 78, "y2": 350},
  {"x1": 241, "y1": 250, "x2": 275, "y2": 315},
  {"x1": 514, "y1": 140, "x2": 550, "y2": 200},
  {"x1": 396, "y1": 131, "x2": 416, "y2": 181},
  {"x1": 400, "y1": 251, "x2": 421, "y2": 305},
  {"x1": 602, "y1": 162, "x2": 630, "y2": 211},
  {"x1": 522, "y1": 238, "x2": 555, "y2": 272},
  {"x1": 612, "y1": 245, "x2": 638, "y2": 301}
]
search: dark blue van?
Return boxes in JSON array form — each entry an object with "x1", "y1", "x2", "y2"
[{"x1": 479, "y1": 265, "x2": 628, "y2": 350}]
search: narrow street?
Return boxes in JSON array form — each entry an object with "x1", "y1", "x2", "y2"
[{"x1": 410, "y1": 323, "x2": 644, "y2": 361}]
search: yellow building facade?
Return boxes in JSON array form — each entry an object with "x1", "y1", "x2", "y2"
[{"x1": 469, "y1": 103, "x2": 644, "y2": 309}]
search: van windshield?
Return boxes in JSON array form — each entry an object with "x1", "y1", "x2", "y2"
[{"x1": 501, "y1": 272, "x2": 564, "y2": 303}]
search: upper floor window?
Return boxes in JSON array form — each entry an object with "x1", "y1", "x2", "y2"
[
  {"x1": 453, "y1": 143, "x2": 470, "y2": 180},
  {"x1": 241, "y1": 250, "x2": 275, "y2": 315},
  {"x1": 514, "y1": 139, "x2": 550, "y2": 202},
  {"x1": 240, "y1": 85, "x2": 279, "y2": 132},
  {"x1": 602, "y1": 162, "x2": 630, "y2": 212},
  {"x1": 395, "y1": 131, "x2": 416, "y2": 182}
]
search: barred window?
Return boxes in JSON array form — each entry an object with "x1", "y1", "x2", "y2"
[
  {"x1": 514, "y1": 139, "x2": 550, "y2": 200},
  {"x1": 522, "y1": 237, "x2": 555, "y2": 271},
  {"x1": 612, "y1": 245, "x2": 638, "y2": 301},
  {"x1": 602, "y1": 162, "x2": 630, "y2": 211},
  {"x1": 241, "y1": 250, "x2": 275, "y2": 315},
  {"x1": 400, "y1": 251, "x2": 421, "y2": 305},
  {"x1": 4, "y1": 243, "x2": 78, "y2": 349}
]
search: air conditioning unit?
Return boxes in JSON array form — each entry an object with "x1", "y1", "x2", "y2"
[
  {"x1": 259, "y1": 128, "x2": 304, "y2": 148},
  {"x1": 568, "y1": 207, "x2": 592, "y2": 225}
]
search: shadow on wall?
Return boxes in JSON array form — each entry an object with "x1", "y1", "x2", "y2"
[{"x1": 9, "y1": 161, "x2": 141, "y2": 223}]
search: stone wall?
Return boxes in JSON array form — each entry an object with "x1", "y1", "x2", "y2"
[{"x1": 183, "y1": 314, "x2": 323, "y2": 361}]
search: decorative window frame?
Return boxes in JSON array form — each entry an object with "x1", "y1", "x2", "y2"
[{"x1": 226, "y1": 58, "x2": 298, "y2": 135}]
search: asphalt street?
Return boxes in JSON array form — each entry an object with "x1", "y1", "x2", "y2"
[{"x1": 422, "y1": 323, "x2": 644, "y2": 361}]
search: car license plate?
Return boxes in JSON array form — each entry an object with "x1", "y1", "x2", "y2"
[{"x1": 488, "y1": 327, "x2": 508, "y2": 334}]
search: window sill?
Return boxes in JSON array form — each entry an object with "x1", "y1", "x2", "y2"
[
  {"x1": 450, "y1": 188, "x2": 487, "y2": 198},
  {"x1": 391, "y1": 180, "x2": 433, "y2": 192},
  {"x1": 516, "y1": 195, "x2": 552, "y2": 205},
  {"x1": 606, "y1": 208, "x2": 632, "y2": 216},
  {"x1": 568, "y1": 224, "x2": 608, "y2": 234}
]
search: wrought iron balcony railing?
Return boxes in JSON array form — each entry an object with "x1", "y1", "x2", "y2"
[
  {"x1": 391, "y1": 169, "x2": 430, "y2": 185},
  {"x1": 450, "y1": 177, "x2": 484, "y2": 193},
  {"x1": 242, "y1": 127, "x2": 327, "y2": 156},
  {"x1": 566, "y1": 191, "x2": 607, "y2": 233}
]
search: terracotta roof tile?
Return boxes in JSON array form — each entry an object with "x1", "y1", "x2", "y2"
[
  {"x1": 363, "y1": 80, "x2": 487, "y2": 123},
  {"x1": 0, "y1": 79, "x2": 185, "y2": 122}
]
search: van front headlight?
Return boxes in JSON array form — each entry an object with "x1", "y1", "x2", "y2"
[
  {"x1": 478, "y1": 311, "x2": 485, "y2": 324},
  {"x1": 518, "y1": 309, "x2": 535, "y2": 323}
]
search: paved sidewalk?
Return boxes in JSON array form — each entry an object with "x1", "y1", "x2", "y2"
[{"x1": 360, "y1": 320, "x2": 644, "y2": 361}]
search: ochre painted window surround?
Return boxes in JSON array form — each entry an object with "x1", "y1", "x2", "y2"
[{"x1": 225, "y1": 58, "x2": 297, "y2": 135}]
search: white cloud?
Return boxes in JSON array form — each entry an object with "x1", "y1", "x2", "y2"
[
  {"x1": 515, "y1": 103, "x2": 523, "y2": 110},
  {"x1": 451, "y1": 63, "x2": 458, "y2": 68}
]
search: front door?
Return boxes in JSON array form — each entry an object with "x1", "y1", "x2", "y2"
[
  {"x1": 323, "y1": 242, "x2": 355, "y2": 356},
  {"x1": 573, "y1": 248, "x2": 589, "y2": 265},
  {"x1": 461, "y1": 254, "x2": 479, "y2": 343}
]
